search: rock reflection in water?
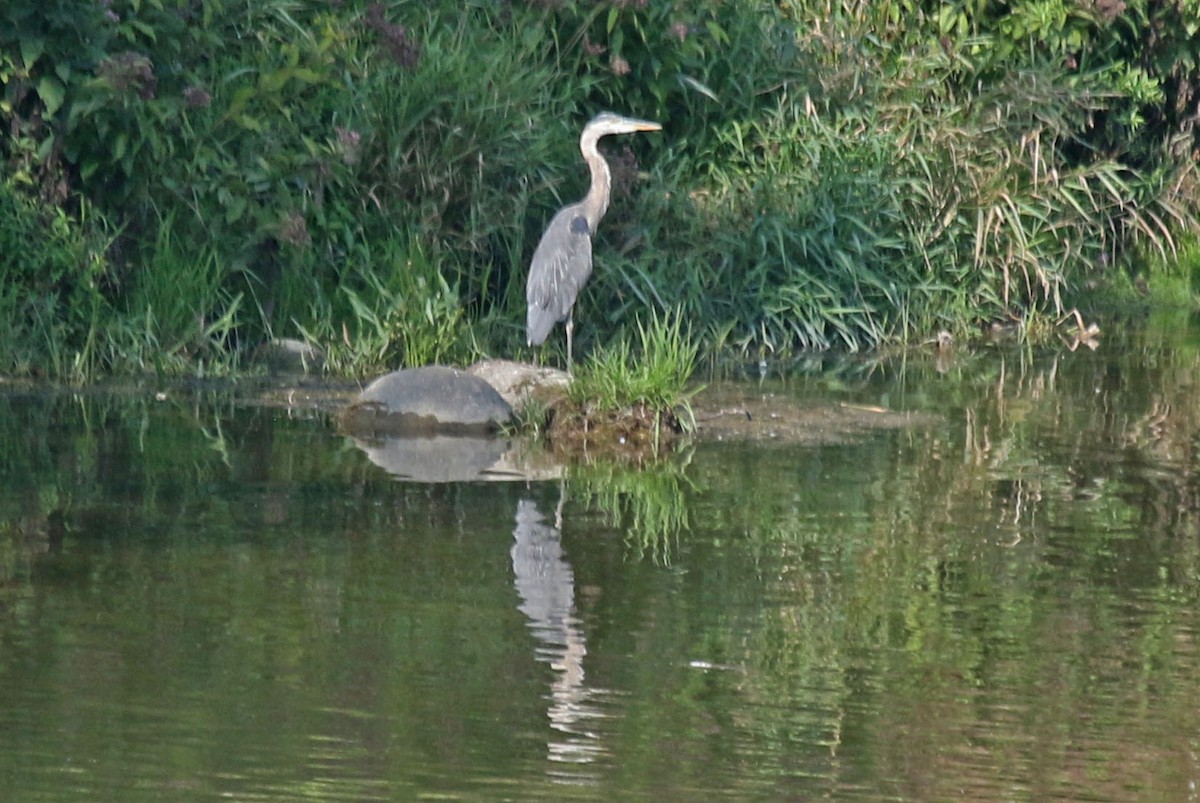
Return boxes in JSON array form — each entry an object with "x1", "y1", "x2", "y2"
[
  {"x1": 353, "y1": 435, "x2": 510, "y2": 482},
  {"x1": 511, "y1": 496, "x2": 606, "y2": 776},
  {"x1": 351, "y1": 435, "x2": 565, "y2": 483}
]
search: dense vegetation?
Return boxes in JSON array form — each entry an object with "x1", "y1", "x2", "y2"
[{"x1": 2, "y1": 0, "x2": 1199, "y2": 379}]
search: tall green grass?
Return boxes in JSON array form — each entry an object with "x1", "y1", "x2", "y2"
[
  {"x1": 306, "y1": 237, "x2": 472, "y2": 376},
  {"x1": 568, "y1": 308, "x2": 700, "y2": 427},
  {"x1": 103, "y1": 219, "x2": 244, "y2": 376},
  {"x1": 605, "y1": 13, "x2": 1193, "y2": 356}
]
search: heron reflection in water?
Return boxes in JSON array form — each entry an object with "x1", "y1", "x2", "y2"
[
  {"x1": 526, "y1": 112, "x2": 662, "y2": 373},
  {"x1": 512, "y1": 497, "x2": 606, "y2": 771}
]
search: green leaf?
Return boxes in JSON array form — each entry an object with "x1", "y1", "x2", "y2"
[
  {"x1": 131, "y1": 20, "x2": 158, "y2": 42},
  {"x1": 20, "y1": 38, "x2": 44, "y2": 72},
  {"x1": 35, "y1": 134, "x2": 54, "y2": 162},
  {"x1": 706, "y1": 20, "x2": 729, "y2": 47},
  {"x1": 291, "y1": 68, "x2": 323, "y2": 85},
  {"x1": 37, "y1": 76, "x2": 65, "y2": 115},
  {"x1": 224, "y1": 196, "x2": 247, "y2": 224}
]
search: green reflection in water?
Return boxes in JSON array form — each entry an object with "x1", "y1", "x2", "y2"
[
  {"x1": 568, "y1": 448, "x2": 695, "y2": 565},
  {"x1": 0, "y1": 315, "x2": 1199, "y2": 800}
]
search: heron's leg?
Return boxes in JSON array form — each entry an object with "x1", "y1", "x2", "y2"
[{"x1": 565, "y1": 314, "x2": 574, "y2": 375}]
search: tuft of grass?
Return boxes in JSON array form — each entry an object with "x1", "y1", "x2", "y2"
[
  {"x1": 568, "y1": 307, "x2": 700, "y2": 427},
  {"x1": 306, "y1": 237, "x2": 472, "y2": 377},
  {"x1": 504, "y1": 394, "x2": 552, "y2": 441},
  {"x1": 108, "y1": 217, "x2": 245, "y2": 376}
]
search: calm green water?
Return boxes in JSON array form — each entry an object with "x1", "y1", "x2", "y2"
[{"x1": 2, "y1": 318, "x2": 1200, "y2": 801}]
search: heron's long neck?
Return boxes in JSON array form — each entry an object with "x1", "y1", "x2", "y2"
[{"x1": 579, "y1": 135, "x2": 611, "y2": 233}]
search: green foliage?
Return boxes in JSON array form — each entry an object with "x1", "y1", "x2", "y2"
[
  {"x1": 596, "y1": 0, "x2": 1198, "y2": 353},
  {"x1": 314, "y1": 238, "x2": 470, "y2": 377},
  {"x1": 347, "y1": 4, "x2": 572, "y2": 317},
  {"x1": 545, "y1": 0, "x2": 729, "y2": 122},
  {"x1": 0, "y1": 178, "x2": 110, "y2": 378},
  {"x1": 0, "y1": 0, "x2": 115, "y2": 193},
  {"x1": 2, "y1": 0, "x2": 1199, "y2": 378},
  {"x1": 569, "y1": 307, "x2": 699, "y2": 423},
  {"x1": 0, "y1": 0, "x2": 568, "y2": 376},
  {"x1": 104, "y1": 218, "x2": 245, "y2": 376}
]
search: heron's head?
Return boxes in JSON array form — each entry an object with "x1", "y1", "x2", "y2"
[{"x1": 584, "y1": 112, "x2": 662, "y2": 139}]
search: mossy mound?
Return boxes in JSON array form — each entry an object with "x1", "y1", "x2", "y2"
[{"x1": 543, "y1": 399, "x2": 686, "y2": 464}]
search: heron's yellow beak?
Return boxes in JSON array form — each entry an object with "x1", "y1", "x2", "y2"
[{"x1": 629, "y1": 119, "x2": 662, "y2": 132}]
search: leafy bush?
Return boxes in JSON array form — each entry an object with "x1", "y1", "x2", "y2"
[
  {"x1": 0, "y1": 179, "x2": 109, "y2": 377},
  {"x1": 0, "y1": 0, "x2": 116, "y2": 197}
]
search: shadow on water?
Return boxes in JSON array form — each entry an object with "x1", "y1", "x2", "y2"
[{"x1": 1, "y1": 311, "x2": 1200, "y2": 798}]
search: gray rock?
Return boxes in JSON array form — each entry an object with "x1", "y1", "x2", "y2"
[
  {"x1": 466, "y1": 359, "x2": 569, "y2": 409},
  {"x1": 252, "y1": 338, "x2": 326, "y2": 372},
  {"x1": 338, "y1": 365, "x2": 513, "y2": 436}
]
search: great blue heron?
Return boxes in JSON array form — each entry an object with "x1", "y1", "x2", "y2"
[{"x1": 526, "y1": 112, "x2": 662, "y2": 373}]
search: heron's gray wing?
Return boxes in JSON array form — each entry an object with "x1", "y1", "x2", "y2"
[{"x1": 526, "y1": 207, "x2": 593, "y2": 346}]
